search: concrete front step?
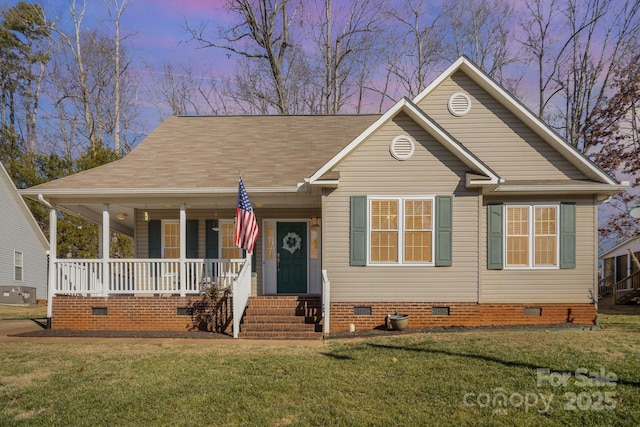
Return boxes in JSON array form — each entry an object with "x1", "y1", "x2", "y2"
[
  {"x1": 239, "y1": 330, "x2": 323, "y2": 340},
  {"x1": 241, "y1": 322, "x2": 318, "y2": 331}
]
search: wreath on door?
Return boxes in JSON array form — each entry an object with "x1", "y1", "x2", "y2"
[{"x1": 282, "y1": 232, "x2": 302, "y2": 254}]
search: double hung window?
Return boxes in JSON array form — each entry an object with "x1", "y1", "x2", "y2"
[
  {"x1": 505, "y1": 205, "x2": 558, "y2": 268},
  {"x1": 369, "y1": 197, "x2": 434, "y2": 265}
]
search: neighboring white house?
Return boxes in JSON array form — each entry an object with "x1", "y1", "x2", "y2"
[
  {"x1": 0, "y1": 161, "x2": 48, "y2": 303},
  {"x1": 598, "y1": 235, "x2": 640, "y2": 303}
]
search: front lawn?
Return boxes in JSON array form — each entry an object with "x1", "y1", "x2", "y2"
[
  {"x1": 0, "y1": 304, "x2": 46, "y2": 320},
  {"x1": 0, "y1": 313, "x2": 638, "y2": 426}
]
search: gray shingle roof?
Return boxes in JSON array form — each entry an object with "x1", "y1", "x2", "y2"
[{"x1": 28, "y1": 115, "x2": 380, "y2": 193}]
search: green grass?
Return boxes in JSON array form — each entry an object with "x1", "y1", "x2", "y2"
[
  {"x1": 1, "y1": 315, "x2": 639, "y2": 426},
  {"x1": 0, "y1": 305, "x2": 46, "y2": 320}
]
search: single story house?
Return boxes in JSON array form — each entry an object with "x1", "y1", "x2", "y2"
[
  {"x1": 599, "y1": 235, "x2": 640, "y2": 304},
  {"x1": 21, "y1": 56, "x2": 626, "y2": 338},
  {"x1": 0, "y1": 161, "x2": 48, "y2": 304}
]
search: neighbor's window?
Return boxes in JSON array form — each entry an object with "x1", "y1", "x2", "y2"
[
  {"x1": 370, "y1": 197, "x2": 433, "y2": 264},
  {"x1": 506, "y1": 205, "x2": 558, "y2": 268},
  {"x1": 14, "y1": 251, "x2": 23, "y2": 281},
  {"x1": 221, "y1": 221, "x2": 243, "y2": 259}
]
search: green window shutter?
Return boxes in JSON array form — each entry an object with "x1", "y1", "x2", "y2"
[
  {"x1": 559, "y1": 203, "x2": 576, "y2": 269},
  {"x1": 148, "y1": 220, "x2": 162, "y2": 258},
  {"x1": 186, "y1": 219, "x2": 199, "y2": 259},
  {"x1": 205, "y1": 220, "x2": 219, "y2": 259},
  {"x1": 350, "y1": 196, "x2": 367, "y2": 266},
  {"x1": 487, "y1": 204, "x2": 503, "y2": 270},
  {"x1": 435, "y1": 196, "x2": 452, "y2": 266}
]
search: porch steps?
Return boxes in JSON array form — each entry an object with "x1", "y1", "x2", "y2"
[
  {"x1": 617, "y1": 289, "x2": 640, "y2": 305},
  {"x1": 239, "y1": 296, "x2": 323, "y2": 340}
]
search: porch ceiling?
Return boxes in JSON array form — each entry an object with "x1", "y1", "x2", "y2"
[{"x1": 44, "y1": 190, "x2": 323, "y2": 237}]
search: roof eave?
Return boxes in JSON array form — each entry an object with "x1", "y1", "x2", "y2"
[
  {"x1": 20, "y1": 186, "x2": 303, "y2": 199},
  {"x1": 489, "y1": 183, "x2": 628, "y2": 198}
]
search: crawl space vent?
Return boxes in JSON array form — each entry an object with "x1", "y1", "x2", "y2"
[
  {"x1": 390, "y1": 135, "x2": 415, "y2": 160},
  {"x1": 448, "y1": 92, "x2": 471, "y2": 116},
  {"x1": 353, "y1": 306, "x2": 372, "y2": 316},
  {"x1": 432, "y1": 307, "x2": 450, "y2": 316},
  {"x1": 524, "y1": 307, "x2": 542, "y2": 316}
]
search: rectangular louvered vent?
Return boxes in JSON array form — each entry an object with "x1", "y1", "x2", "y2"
[
  {"x1": 353, "y1": 306, "x2": 372, "y2": 316},
  {"x1": 524, "y1": 307, "x2": 542, "y2": 316},
  {"x1": 92, "y1": 307, "x2": 108, "y2": 316},
  {"x1": 432, "y1": 307, "x2": 450, "y2": 316}
]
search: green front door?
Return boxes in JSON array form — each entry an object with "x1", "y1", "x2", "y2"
[{"x1": 277, "y1": 222, "x2": 307, "y2": 293}]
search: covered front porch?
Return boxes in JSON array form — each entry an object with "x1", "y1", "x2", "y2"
[{"x1": 37, "y1": 190, "x2": 326, "y2": 337}]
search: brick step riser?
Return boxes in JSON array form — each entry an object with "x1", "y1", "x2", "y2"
[
  {"x1": 243, "y1": 315, "x2": 317, "y2": 324},
  {"x1": 246, "y1": 302, "x2": 321, "y2": 309},
  {"x1": 245, "y1": 308, "x2": 320, "y2": 316}
]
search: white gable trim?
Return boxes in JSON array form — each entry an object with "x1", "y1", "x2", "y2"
[
  {"x1": 413, "y1": 56, "x2": 620, "y2": 186},
  {"x1": 308, "y1": 97, "x2": 499, "y2": 184}
]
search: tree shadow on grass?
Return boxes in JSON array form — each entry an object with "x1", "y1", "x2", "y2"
[{"x1": 364, "y1": 343, "x2": 640, "y2": 389}]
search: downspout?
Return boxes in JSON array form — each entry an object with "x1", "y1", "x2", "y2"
[{"x1": 38, "y1": 194, "x2": 56, "y2": 328}]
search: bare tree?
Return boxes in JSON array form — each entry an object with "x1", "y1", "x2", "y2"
[
  {"x1": 46, "y1": 0, "x2": 138, "y2": 157},
  {"x1": 385, "y1": 0, "x2": 442, "y2": 99},
  {"x1": 519, "y1": 0, "x2": 640, "y2": 150},
  {"x1": 518, "y1": 0, "x2": 561, "y2": 119},
  {"x1": 146, "y1": 62, "x2": 229, "y2": 118},
  {"x1": 561, "y1": 0, "x2": 640, "y2": 150},
  {"x1": 187, "y1": 0, "x2": 295, "y2": 115},
  {"x1": 308, "y1": 0, "x2": 383, "y2": 114},
  {"x1": 105, "y1": 0, "x2": 130, "y2": 154},
  {"x1": 440, "y1": 0, "x2": 518, "y2": 84}
]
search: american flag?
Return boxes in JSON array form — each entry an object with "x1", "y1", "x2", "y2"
[{"x1": 235, "y1": 176, "x2": 259, "y2": 254}]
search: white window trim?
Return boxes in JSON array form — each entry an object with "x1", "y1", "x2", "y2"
[
  {"x1": 367, "y1": 196, "x2": 435, "y2": 266},
  {"x1": 14, "y1": 251, "x2": 23, "y2": 282},
  {"x1": 504, "y1": 204, "x2": 560, "y2": 270}
]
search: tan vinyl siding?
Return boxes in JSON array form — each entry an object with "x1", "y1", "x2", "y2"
[
  {"x1": 324, "y1": 112, "x2": 480, "y2": 303},
  {"x1": 480, "y1": 196, "x2": 597, "y2": 303},
  {"x1": 418, "y1": 71, "x2": 587, "y2": 181}
]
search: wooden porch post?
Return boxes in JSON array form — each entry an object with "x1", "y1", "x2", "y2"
[
  {"x1": 102, "y1": 204, "x2": 110, "y2": 296},
  {"x1": 179, "y1": 203, "x2": 186, "y2": 297}
]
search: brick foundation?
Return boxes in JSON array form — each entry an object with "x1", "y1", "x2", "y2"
[
  {"x1": 51, "y1": 296, "x2": 597, "y2": 335},
  {"x1": 51, "y1": 295, "x2": 232, "y2": 332},
  {"x1": 329, "y1": 302, "x2": 597, "y2": 332}
]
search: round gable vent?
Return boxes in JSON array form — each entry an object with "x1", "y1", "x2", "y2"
[
  {"x1": 448, "y1": 92, "x2": 471, "y2": 116},
  {"x1": 390, "y1": 135, "x2": 415, "y2": 160}
]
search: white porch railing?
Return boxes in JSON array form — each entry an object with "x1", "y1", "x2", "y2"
[
  {"x1": 232, "y1": 253, "x2": 252, "y2": 338},
  {"x1": 53, "y1": 258, "x2": 245, "y2": 296}
]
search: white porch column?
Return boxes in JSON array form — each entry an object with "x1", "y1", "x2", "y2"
[
  {"x1": 102, "y1": 204, "x2": 110, "y2": 296},
  {"x1": 47, "y1": 206, "x2": 57, "y2": 320},
  {"x1": 179, "y1": 203, "x2": 186, "y2": 297}
]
